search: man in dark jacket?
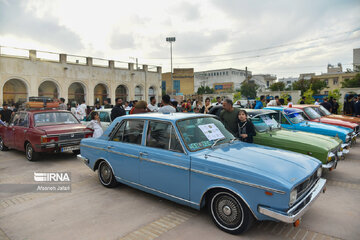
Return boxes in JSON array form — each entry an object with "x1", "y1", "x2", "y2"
[
  {"x1": 0, "y1": 104, "x2": 13, "y2": 123},
  {"x1": 320, "y1": 97, "x2": 332, "y2": 113},
  {"x1": 111, "y1": 98, "x2": 126, "y2": 121},
  {"x1": 332, "y1": 99, "x2": 339, "y2": 114}
]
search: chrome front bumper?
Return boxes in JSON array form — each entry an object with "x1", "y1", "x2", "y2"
[
  {"x1": 322, "y1": 160, "x2": 337, "y2": 169},
  {"x1": 77, "y1": 154, "x2": 89, "y2": 164},
  {"x1": 258, "y1": 178, "x2": 326, "y2": 223}
]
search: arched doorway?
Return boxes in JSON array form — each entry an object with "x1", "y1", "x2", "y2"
[
  {"x1": 2, "y1": 79, "x2": 28, "y2": 104},
  {"x1": 68, "y1": 82, "x2": 85, "y2": 105},
  {"x1": 115, "y1": 85, "x2": 128, "y2": 101},
  {"x1": 94, "y1": 84, "x2": 108, "y2": 104},
  {"x1": 148, "y1": 86, "x2": 156, "y2": 102},
  {"x1": 38, "y1": 81, "x2": 59, "y2": 99},
  {"x1": 135, "y1": 85, "x2": 143, "y2": 101}
]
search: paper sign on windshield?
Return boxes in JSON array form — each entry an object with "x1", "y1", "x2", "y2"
[
  {"x1": 260, "y1": 115, "x2": 274, "y2": 126},
  {"x1": 198, "y1": 123, "x2": 225, "y2": 141}
]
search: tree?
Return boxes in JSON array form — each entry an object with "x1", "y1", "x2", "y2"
[
  {"x1": 302, "y1": 87, "x2": 315, "y2": 104},
  {"x1": 197, "y1": 86, "x2": 215, "y2": 94},
  {"x1": 233, "y1": 92, "x2": 242, "y2": 102},
  {"x1": 310, "y1": 79, "x2": 327, "y2": 94},
  {"x1": 269, "y1": 82, "x2": 285, "y2": 91},
  {"x1": 292, "y1": 79, "x2": 310, "y2": 95},
  {"x1": 292, "y1": 78, "x2": 327, "y2": 94},
  {"x1": 341, "y1": 73, "x2": 360, "y2": 88},
  {"x1": 240, "y1": 82, "x2": 259, "y2": 99}
]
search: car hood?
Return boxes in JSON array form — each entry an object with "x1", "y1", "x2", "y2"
[
  {"x1": 36, "y1": 124, "x2": 89, "y2": 135},
  {"x1": 297, "y1": 121, "x2": 352, "y2": 135},
  {"x1": 268, "y1": 129, "x2": 341, "y2": 150},
  {"x1": 313, "y1": 117, "x2": 358, "y2": 129},
  {"x1": 324, "y1": 115, "x2": 360, "y2": 124},
  {"x1": 192, "y1": 142, "x2": 321, "y2": 189}
]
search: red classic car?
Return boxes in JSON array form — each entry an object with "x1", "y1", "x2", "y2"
[
  {"x1": 293, "y1": 105, "x2": 359, "y2": 137},
  {"x1": 309, "y1": 105, "x2": 360, "y2": 125},
  {"x1": 0, "y1": 109, "x2": 93, "y2": 161}
]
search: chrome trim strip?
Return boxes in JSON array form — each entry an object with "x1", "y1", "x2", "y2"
[
  {"x1": 191, "y1": 169, "x2": 285, "y2": 194},
  {"x1": 139, "y1": 157, "x2": 189, "y2": 171},
  {"x1": 77, "y1": 154, "x2": 89, "y2": 164},
  {"x1": 80, "y1": 144, "x2": 104, "y2": 151},
  {"x1": 114, "y1": 176, "x2": 199, "y2": 206},
  {"x1": 258, "y1": 178, "x2": 326, "y2": 223},
  {"x1": 108, "y1": 150, "x2": 138, "y2": 159}
]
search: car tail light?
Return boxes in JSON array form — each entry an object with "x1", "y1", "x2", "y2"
[{"x1": 41, "y1": 136, "x2": 59, "y2": 143}]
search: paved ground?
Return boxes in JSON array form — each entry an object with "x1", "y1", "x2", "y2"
[{"x1": 0, "y1": 144, "x2": 359, "y2": 240}]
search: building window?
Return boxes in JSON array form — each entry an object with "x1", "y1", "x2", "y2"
[
  {"x1": 223, "y1": 72, "x2": 225, "y2": 75},
  {"x1": 162, "y1": 81, "x2": 166, "y2": 91},
  {"x1": 324, "y1": 91, "x2": 329, "y2": 95},
  {"x1": 174, "y1": 80, "x2": 180, "y2": 93},
  {"x1": 267, "y1": 81, "x2": 270, "y2": 87},
  {"x1": 333, "y1": 78, "x2": 338, "y2": 85},
  {"x1": 226, "y1": 71, "x2": 228, "y2": 75}
]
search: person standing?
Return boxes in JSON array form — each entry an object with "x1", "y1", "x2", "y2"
[
  {"x1": 300, "y1": 96, "x2": 306, "y2": 104},
  {"x1": 158, "y1": 95, "x2": 176, "y2": 113},
  {"x1": 220, "y1": 99, "x2": 240, "y2": 136},
  {"x1": 102, "y1": 99, "x2": 112, "y2": 109},
  {"x1": 236, "y1": 110, "x2": 256, "y2": 143},
  {"x1": 314, "y1": 99, "x2": 320, "y2": 105},
  {"x1": 0, "y1": 104, "x2": 13, "y2": 123},
  {"x1": 254, "y1": 96, "x2": 265, "y2": 109},
  {"x1": 355, "y1": 96, "x2": 360, "y2": 117},
  {"x1": 287, "y1": 97, "x2": 293, "y2": 107},
  {"x1": 59, "y1": 98, "x2": 67, "y2": 110},
  {"x1": 320, "y1": 97, "x2": 332, "y2": 113},
  {"x1": 132, "y1": 100, "x2": 148, "y2": 114},
  {"x1": 86, "y1": 111, "x2": 103, "y2": 138},
  {"x1": 111, "y1": 98, "x2": 126, "y2": 121},
  {"x1": 215, "y1": 96, "x2": 222, "y2": 106},
  {"x1": 147, "y1": 97, "x2": 158, "y2": 112},
  {"x1": 332, "y1": 99, "x2": 339, "y2": 114},
  {"x1": 200, "y1": 97, "x2": 213, "y2": 114}
]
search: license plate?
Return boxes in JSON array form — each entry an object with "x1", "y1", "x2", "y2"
[{"x1": 61, "y1": 146, "x2": 80, "y2": 152}]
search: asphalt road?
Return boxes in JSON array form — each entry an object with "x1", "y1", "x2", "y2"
[{"x1": 0, "y1": 144, "x2": 359, "y2": 240}]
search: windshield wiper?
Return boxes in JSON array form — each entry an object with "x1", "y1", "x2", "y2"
[
  {"x1": 211, "y1": 137, "x2": 226, "y2": 149},
  {"x1": 230, "y1": 138, "x2": 236, "y2": 144}
]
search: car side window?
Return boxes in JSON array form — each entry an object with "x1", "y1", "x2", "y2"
[
  {"x1": 99, "y1": 112, "x2": 110, "y2": 122},
  {"x1": 281, "y1": 114, "x2": 290, "y2": 124},
  {"x1": 146, "y1": 121, "x2": 183, "y2": 153},
  {"x1": 11, "y1": 113, "x2": 21, "y2": 126},
  {"x1": 17, "y1": 113, "x2": 29, "y2": 127},
  {"x1": 111, "y1": 120, "x2": 144, "y2": 145}
]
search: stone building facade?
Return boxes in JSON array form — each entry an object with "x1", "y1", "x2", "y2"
[{"x1": 0, "y1": 47, "x2": 162, "y2": 106}]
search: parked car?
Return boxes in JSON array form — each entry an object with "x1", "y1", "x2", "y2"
[
  {"x1": 78, "y1": 113, "x2": 326, "y2": 234},
  {"x1": 265, "y1": 106, "x2": 354, "y2": 149},
  {"x1": 0, "y1": 109, "x2": 93, "y2": 161},
  {"x1": 81, "y1": 109, "x2": 112, "y2": 131},
  {"x1": 246, "y1": 109, "x2": 343, "y2": 170},
  {"x1": 309, "y1": 104, "x2": 360, "y2": 125},
  {"x1": 292, "y1": 105, "x2": 359, "y2": 137}
]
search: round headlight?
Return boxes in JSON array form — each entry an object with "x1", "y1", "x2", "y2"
[
  {"x1": 317, "y1": 168, "x2": 322, "y2": 178},
  {"x1": 289, "y1": 189, "x2": 297, "y2": 206}
]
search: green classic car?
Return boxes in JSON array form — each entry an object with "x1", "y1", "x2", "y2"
[{"x1": 246, "y1": 109, "x2": 343, "y2": 170}]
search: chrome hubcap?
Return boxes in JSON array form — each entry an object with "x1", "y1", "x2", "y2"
[
  {"x1": 101, "y1": 164, "x2": 111, "y2": 183},
  {"x1": 223, "y1": 205, "x2": 232, "y2": 216},
  {"x1": 27, "y1": 145, "x2": 32, "y2": 158}
]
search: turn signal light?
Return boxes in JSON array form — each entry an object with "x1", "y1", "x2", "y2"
[
  {"x1": 41, "y1": 136, "x2": 59, "y2": 143},
  {"x1": 293, "y1": 219, "x2": 300, "y2": 227},
  {"x1": 265, "y1": 191, "x2": 273, "y2": 196}
]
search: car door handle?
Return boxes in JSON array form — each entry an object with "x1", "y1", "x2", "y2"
[
  {"x1": 107, "y1": 146, "x2": 114, "y2": 149},
  {"x1": 140, "y1": 152, "x2": 148, "y2": 157}
]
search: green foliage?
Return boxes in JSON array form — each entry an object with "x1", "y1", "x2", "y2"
[
  {"x1": 302, "y1": 87, "x2": 315, "y2": 104},
  {"x1": 341, "y1": 73, "x2": 360, "y2": 88},
  {"x1": 280, "y1": 93, "x2": 290, "y2": 105},
  {"x1": 269, "y1": 82, "x2": 285, "y2": 91},
  {"x1": 162, "y1": 90, "x2": 166, "y2": 96},
  {"x1": 233, "y1": 92, "x2": 242, "y2": 102},
  {"x1": 197, "y1": 86, "x2": 215, "y2": 94},
  {"x1": 240, "y1": 82, "x2": 259, "y2": 99},
  {"x1": 328, "y1": 89, "x2": 342, "y2": 113},
  {"x1": 211, "y1": 98, "x2": 217, "y2": 103},
  {"x1": 292, "y1": 78, "x2": 327, "y2": 94}
]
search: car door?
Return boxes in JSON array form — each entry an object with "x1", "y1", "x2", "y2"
[
  {"x1": 4, "y1": 113, "x2": 20, "y2": 148},
  {"x1": 106, "y1": 119, "x2": 144, "y2": 183},
  {"x1": 139, "y1": 120, "x2": 190, "y2": 200},
  {"x1": 14, "y1": 112, "x2": 29, "y2": 150}
]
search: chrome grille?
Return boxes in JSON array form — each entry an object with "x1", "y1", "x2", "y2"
[
  {"x1": 355, "y1": 126, "x2": 359, "y2": 134},
  {"x1": 296, "y1": 171, "x2": 318, "y2": 199},
  {"x1": 59, "y1": 132, "x2": 84, "y2": 141}
]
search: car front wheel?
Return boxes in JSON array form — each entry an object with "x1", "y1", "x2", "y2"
[
  {"x1": 98, "y1": 161, "x2": 118, "y2": 188},
  {"x1": 209, "y1": 191, "x2": 254, "y2": 234},
  {"x1": 25, "y1": 142, "x2": 38, "y2": 161},
  {"x1": 0, "y1": 137, "x2": 8, "y2": 151}
]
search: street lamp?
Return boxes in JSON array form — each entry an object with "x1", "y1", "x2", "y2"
[{"x1": 166, "y1": 37, "x2": 176, "y2": 95}]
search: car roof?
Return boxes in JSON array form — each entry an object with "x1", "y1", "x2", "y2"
[
  {"x1": 292, "y1": 104, "x2": 317, "y2": 108},
  {"x1": 93, "y1": 109, "x2": 112, "y2": 112},
  {"x1": 115, "y1": 112, "x2": 211, "y2": 122},
  {"x1": 18, "y1": 109, "x2": 70, "y2": 114},
  {"x1": 283, "y1": 108, "x2": 303, "y2": 114},
  {"x1": 244, "y1": 109, "x2": 277, "y2": 117},
  {"x1": 265, "y1": 106, "x2": 285, "y2": 110}
]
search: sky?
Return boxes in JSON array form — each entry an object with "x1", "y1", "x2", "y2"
[{"x1": 0, "y1": 0, "x2": 359, "y2": 78}]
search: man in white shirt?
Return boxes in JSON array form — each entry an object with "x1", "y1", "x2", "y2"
[
  {"x1": 147, "y1": 96, "x2": 159, "y2": 112},
  {"x1": 158, "y1": 95, "x2": 176, "y2": 113},
  {"x1": 314, "y1": 99, "x2": 320, "y2": 105}
]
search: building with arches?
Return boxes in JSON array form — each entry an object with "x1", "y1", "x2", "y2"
[{"x1": 0, "y1": 47, "x2": 162, "y2": 106}]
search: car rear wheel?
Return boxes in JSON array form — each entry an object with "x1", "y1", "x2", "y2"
[
  {"x1": 0, "y1": 137, "x2": 8, "y2": 151},
  {"x1": 98, "y1": 161, "x2": 118, "y2": 188},
  {"x1": 209, "y1": 191, "x2": 254, "y2": 234},
  {"x1": 25, "y1": 142, "x2": 38, "y2": 161}
]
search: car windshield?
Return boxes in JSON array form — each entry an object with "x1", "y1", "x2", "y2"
[
  {"x1": 304, "y1": 107, "x2": 321, "y2": 119},
  {"x1": 319, "y1": 105, "x2": 331, "y2": 116},
  {"x1": 252, "y1": 113, "x2": 281, "y2": 132},
  {"x1": 34, "y1": 112, "x2": 79, "y2": 126},
  {"x1": 285, "y1": 111, "x2": 306, "y2": 124},
  {"x1": 311, "y1": 107, "x2": 324, "y2": 116},
  {"x1": 177, "y1": 116, "x2": 234, "y2": 152}
]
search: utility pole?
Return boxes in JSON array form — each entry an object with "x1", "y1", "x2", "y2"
[{"x1": 166, "y1": 37, "x2": 176, "y2": 95}]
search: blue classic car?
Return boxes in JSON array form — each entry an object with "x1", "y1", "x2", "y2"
[
  {"x1": 265, "y1": 107, "x2": 353, "y2": 149},
  {"x1": 78, "y1": 113, "x2": 326, "y2": 234}
]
